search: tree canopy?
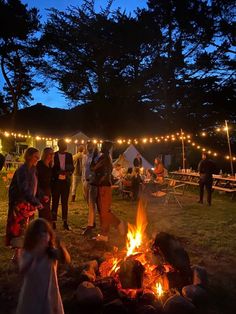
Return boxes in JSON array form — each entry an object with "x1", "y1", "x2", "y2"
[
  {"x1": 0, "y1": 0, "x2": 43, "y2": 118},
  {"x1": 0, "y1": 0, "x2": 235, "y2": 134}
]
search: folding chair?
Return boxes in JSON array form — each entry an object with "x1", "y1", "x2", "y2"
[
  {"x1": 121, "y1": 179, "x2": 133, "y2": 200},
  {"x1": 164, "y1": 179, "x2": 186, "y2": 208}
]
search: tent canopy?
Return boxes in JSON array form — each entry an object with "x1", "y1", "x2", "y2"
[
  {"x1": 114, "y1": 144, "x2": 153, "y2": 169},
  {"x1": 71, "y1": 131, "x2": 90, "y2": 141}
]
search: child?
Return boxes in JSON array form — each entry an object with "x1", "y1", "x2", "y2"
[{"x1": 16, "y1": 218, "x2": 71, "y2": 314}]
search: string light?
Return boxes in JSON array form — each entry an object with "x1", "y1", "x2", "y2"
[
  {"x1": 197, "y1": 123, "x2": 235, "y2": 137},
  {"x1": 0, "y1": 128, "x2": 235, "y2": 160}
]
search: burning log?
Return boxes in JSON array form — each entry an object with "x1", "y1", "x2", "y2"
[
  {"x1": 118, "y1": 259, "x2": 145, "y2": 289},
  {"x1": 152, "y1": 232, "x2": 192, "y2": 288},
  {"x1": 152, "y1": 232, "x2": 191, "y2": 273},
  {"x1": 77, "y1": 260, "x2": 99, "y2": 283}
]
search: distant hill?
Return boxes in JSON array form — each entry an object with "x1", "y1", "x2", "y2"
[{"x1": 0, "y1": 103, "x2": 161, "y2": 138}]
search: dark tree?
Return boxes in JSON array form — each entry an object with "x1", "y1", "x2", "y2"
[
  {"x1": 0, "y1": 92, "x2": 10, "y2": 115},
  {"x1": 39, "y1": 0, "x2": 236, "y2": 136},
  {"x1": 0, "y1": 0, "x2": 44, "y2": 121},
  {"x1": 140, "y1": 0, "x2": 236, "y2": 129},
  {"x1": 41, "y1": 1, "x2": 161, "y2": 135}
]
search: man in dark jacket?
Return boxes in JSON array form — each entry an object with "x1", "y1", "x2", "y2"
[
  {"x1": 51, "y1": 139, "x2": 74, "y2": 230},
  {"x1": 198, "y1": 152, "x2": 217, "y2": 206}
]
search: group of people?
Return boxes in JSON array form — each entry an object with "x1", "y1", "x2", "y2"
[
  {"x1": 111, "y1": 155, "x2": 165, "y2": 200},
  {"x1": 0, "y1": 143, "x2": 219, "y2": 314},
  {"x1": 3, "y1": 138, "x2": 130, "y2": 313},
  {"x1": 1, "y1": 144, "x2": 168, "y2": 313},
  {"x1": 5, "y1": 139, "x2": 126, "y2": 258}
]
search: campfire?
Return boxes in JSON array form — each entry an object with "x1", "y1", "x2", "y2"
[
  {"x1": 99, "y1": 201, "x2": 182, "y2": 301},
  {"x1": 75, "y1": 201, "x2": 208, "y2": 313}
]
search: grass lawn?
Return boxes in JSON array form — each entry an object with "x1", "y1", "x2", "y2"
[{"x1": 0, "y1": 185, "x2": 235, "y2": 314}]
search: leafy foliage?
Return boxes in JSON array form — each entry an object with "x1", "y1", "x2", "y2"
[
  {"x1": 0, "y1": 0, "x2": 235, "y2": 135},
  {"x1": 0, "y1": 0, "x2": 44, "y2": 117},
  {"x1": 40, "y1": 0, "x2": 235, "y2": 133}
]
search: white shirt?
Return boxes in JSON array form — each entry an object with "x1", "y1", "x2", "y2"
[{"x1": 58, "y1": 153, "x2": 66, "y2": 171}]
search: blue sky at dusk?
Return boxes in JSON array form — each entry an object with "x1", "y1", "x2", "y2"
[{"x1": 0, "y1": 0, "x2": 147, "y2": 109}]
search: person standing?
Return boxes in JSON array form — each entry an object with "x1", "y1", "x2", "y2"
[
  {"x1": 131, "y1": 167, "x2": 143, "y2": 201},
  {"x1": 51, "y1": 139, "x2": 74, "y2": 230},
  {"x1": 133, "y1": 153, "x2": 142, "y2": 168},
  {"x1": 198, "y1": 152, "x2": 217, "y2": 206},
  {"x1": 81, "y1": 142, "x2": 98, "y2": 235},
  {"x1": 37, "y1": 147, "x2": 54, "y2": 223},
  {"x1": 91, "y1": 141, "x2": 125, "y2": 242},
  {"x1": 6, "y1": 147, "x2": 42, "y2": 263},
  {"x1": 71, "y1": 146, "x2": 84, "y2": 202}
]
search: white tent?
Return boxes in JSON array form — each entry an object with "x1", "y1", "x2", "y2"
[
  {"x1": 68, "y1": 131, "x2": 90, "y2": 154},
  {"x1": 71, "y1": 131, "x2": 90, "y2": 142},
  {"x1": 115, "y1": 144, "x2": 153, "y2": 169}
]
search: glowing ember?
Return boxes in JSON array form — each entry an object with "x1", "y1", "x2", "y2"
[
  {"x1": 99, "y1": 257, "x2": 120, "y2": 278},
  {"x1": 156, "y1": 282, "x2": 164, "y2": 297},
  {"x1": 109, "y1": 258, "x2": 121, "y2": 276},
  {"x1": 126, "y1": 201, "x2": 148, "y2": 256}
]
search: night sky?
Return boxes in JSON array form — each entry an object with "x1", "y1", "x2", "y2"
[{"x1": 0, "y1": 0, "x2": 147, "y2": 109}]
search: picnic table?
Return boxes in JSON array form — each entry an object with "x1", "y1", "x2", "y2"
[{"x1": 169, "y1": 171, "x2": 236, "y2": 199}]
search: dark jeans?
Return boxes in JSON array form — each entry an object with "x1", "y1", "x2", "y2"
[
  {"x1": 199, "y1": 179, "x2": 213, "y2": 205},
  {"x1": 51, "y1": 180, "x2": 70, "y2": 221}
]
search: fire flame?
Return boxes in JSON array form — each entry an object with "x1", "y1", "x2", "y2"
[
  {"x1": 126, "y1": 201, "x2": 148, "y2": 256},
  {"x1": 156, "y1": 282, "x2": 164, "y2": 297},
  {"x1": 109, "y1": 258, "x2": 121, "y2": 276}
]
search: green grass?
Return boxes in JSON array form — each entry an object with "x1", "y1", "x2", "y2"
[{"x1": 0, "y1": 185, "x2": 236, "y2": 314}]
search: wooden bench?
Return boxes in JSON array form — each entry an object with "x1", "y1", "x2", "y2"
[
  {"x1": 170, "y1": 179, "x2": 236, "y2": 200},
  {"x1": 212, "y1": 186, "x2": 236, "y2": 193}
]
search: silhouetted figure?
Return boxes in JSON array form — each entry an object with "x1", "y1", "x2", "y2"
[
  {"x1": 133, "y1": 153, "x2": 142, "y2": 168},
  {"x1": 198, "y1": 152, "x2": 217, "y2": 206}
]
